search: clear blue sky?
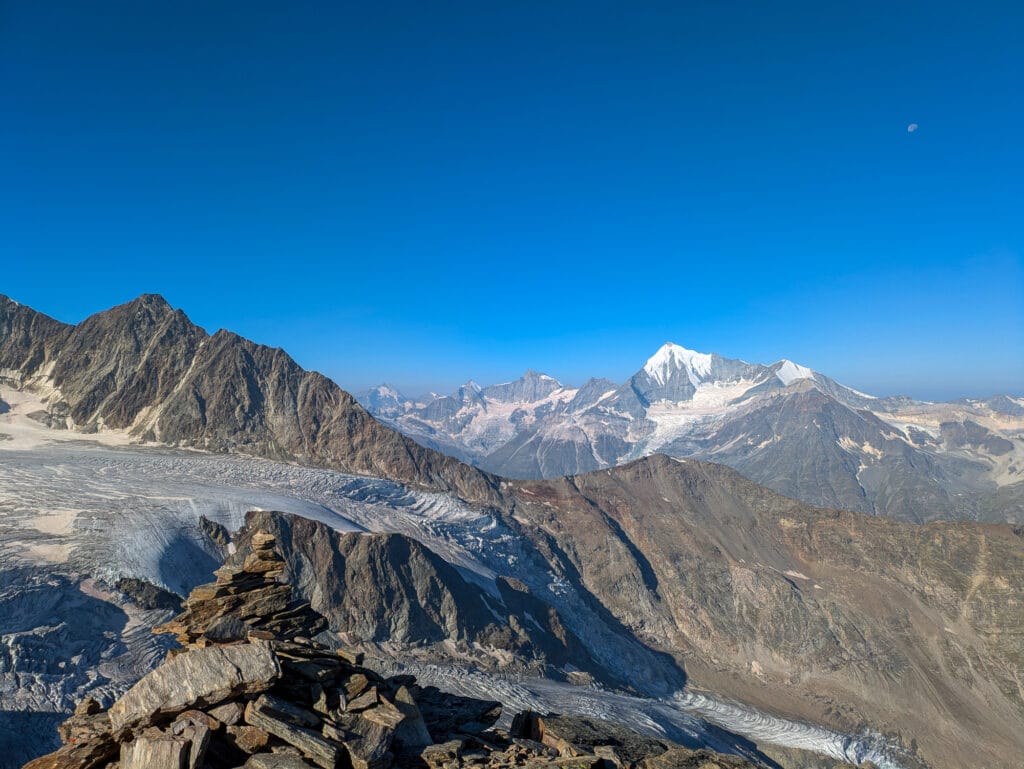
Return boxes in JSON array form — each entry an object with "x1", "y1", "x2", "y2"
[{"x1": 1, "y1": 1, "x2": 1021, "y2": 400}]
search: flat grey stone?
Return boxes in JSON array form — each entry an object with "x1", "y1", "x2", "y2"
[
  {"x1": 243, "y1": 754, "x2": 318, "y2": 769},
  {"x1": 245, "y1": 696, "x2": 341, "y2": 769},
  {"x1": 109, "y1": 642, "x2": 280, "y2": 732},
  {"x1": 120, "y1": 730, "x2": 191, "y2": 769}
]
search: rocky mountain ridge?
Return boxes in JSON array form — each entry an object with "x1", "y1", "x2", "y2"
[
  {"x1": 360, "y1": 343, "x2": 1024, "y2": 522},
  {"x1": 0, "y1": 293, "x2": 499, "y2": 505},
  {"x1": 7, "y1": 293, "x2": 1020, "y2": 524},
  {"x1": 231, "y1": 511, "x2": 622, "y2": 688}
]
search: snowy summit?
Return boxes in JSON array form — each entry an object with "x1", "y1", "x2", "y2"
[{"x1": 643, "y1": 342, "x2": 714, "y2": 387}]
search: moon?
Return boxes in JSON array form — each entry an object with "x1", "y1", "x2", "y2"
[{"x1": 907, "y1": 123, "x2": 919, "y2": 133}]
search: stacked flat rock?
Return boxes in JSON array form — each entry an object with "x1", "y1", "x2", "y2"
[
  {"x1": 153, "y1": 531, "x2": 327, "y2": 646},
  {"x1": 23, "y1": 530, "x2": 759, "y2": 769}
]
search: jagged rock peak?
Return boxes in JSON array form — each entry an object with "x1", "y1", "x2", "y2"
[
  {"x1": 0, "y1": 293, "x2": 503, "y2": 505},
  {"x1": 127, "y1": 292, "x2": 173, "y2": 309},
  {"x1": 771, "y1": 358, "x2": 816, "y2": 385},
  {"x1": 483, "y1": 369, "x2": 565, "y2": 404},
  {"x1": 90, "y1": 293, "x2": 179, "y2": 323},
  {"x1": 520, "y1": 368, "x2": 557, "y2": 381}
]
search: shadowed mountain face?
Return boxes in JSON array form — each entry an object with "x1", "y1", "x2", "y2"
[
  {"x1": 0, "y1": 294, "x2": 499, "y2": 504},
  {"x1": 231, "y1": 510, "x2": 630, "y2": 688},
  {"x1": 360, "y1": 344, "x2": 1024, "y2": 523}
]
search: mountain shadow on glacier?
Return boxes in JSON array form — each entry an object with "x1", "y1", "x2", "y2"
[
  {"x1": 0, "y1": 711, "x2": 65, "y2": 768},
  {"x1": 156, "y1": 530, "x2": 221, "y2": 597}
]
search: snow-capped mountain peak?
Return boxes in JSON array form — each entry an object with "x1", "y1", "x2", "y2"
[
  {"x1": 518, "y1": 368, "x2": 559, "y2": 383},
  {"x1": 484, "y1": 369, "x2": 566, "y2": 404},
  {"x1": 643, "y1": 342, "x2": 714, "y2": 387},
  {"x1": 774, "y1": 359, "x2": 816, "y2": 386},
  {"x1": 357, "y1": 384, "x2": 410, "y2": 418}
]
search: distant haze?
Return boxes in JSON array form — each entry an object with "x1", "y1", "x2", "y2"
[{"x1": 339, "y1": 345, "x2": 1022, "y2": 405}]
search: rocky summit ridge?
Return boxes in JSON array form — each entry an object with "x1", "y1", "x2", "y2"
[{"x1": 24, "y1": 531, "x2": 759, "y2": 769}]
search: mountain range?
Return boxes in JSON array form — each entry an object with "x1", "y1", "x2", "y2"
[
  {"x1": 0, "y1": 293, "x2": 496, "y2": 502},
  {"x1": 2, "y1": 294, "x2": 1023, "y2": 769},
  {"x1": 359, "y1": 343, "x2": 1024, "y2": 523}
]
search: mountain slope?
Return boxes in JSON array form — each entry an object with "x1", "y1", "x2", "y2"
[
  {"x1": 505, "y1": 455, "x2": 1024, "y2": 769},
  {"x1": 233, "y1": 509, "x2": 624, "y2": 686}
]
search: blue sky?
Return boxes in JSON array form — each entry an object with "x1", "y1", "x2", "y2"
[{"x1": 1, "y1": 1, "x2": 1021, "y2": 400}]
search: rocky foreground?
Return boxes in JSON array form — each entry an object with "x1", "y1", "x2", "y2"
[{"x1": 24, "y1": 532, "x2": 758, "y2": 769}]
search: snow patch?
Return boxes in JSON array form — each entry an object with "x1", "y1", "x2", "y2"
[
  {"x1": 838, "y1": 437, "x2": 883, "y2": 459},
  {"x1": 775, "y1": 360, "x2": 815, "y2": 386},
  {"x1": 480, "y1": 595, "x2": 507, "y2": 625},
  {"x1": 641, "y1": 380, "x2": 760, "y2": 453}
]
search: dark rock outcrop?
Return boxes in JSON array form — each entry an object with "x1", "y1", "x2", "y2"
[
  {"x1": 232, "y1": 511, "x2": 619, "y2": 685},
  {"x1": 115, "y1": 578, "x2": 183, "y2": 611}
]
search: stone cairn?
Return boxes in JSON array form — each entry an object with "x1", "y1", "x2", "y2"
[{"x1": 24, "y1": 532, "x2": 752, "y2": 769}]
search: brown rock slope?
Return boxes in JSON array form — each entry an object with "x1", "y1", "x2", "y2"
[
  {"x1": 507, "y1": 455, "x2": 1024, "y2": 769},
  {"x1": 24, "y1": 531, "x2": 759, "y2": 769}
]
